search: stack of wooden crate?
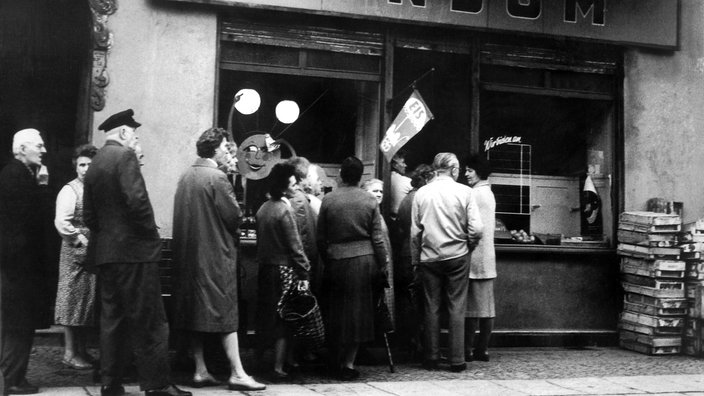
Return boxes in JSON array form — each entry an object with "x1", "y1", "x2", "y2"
[
  {"x1": 617, "y1": 211, "x2": 685, "y2": 355},
  {"x1": 680, "y1": 220, "x2": 704, "y2": 356}
]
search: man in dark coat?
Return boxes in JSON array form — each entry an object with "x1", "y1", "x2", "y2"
[
  {"x1": 0, "y1": 128, "x2": 52, "y2": 395},
  {"x1": 171, "y1": 127, "x2": 264, "y2": 391},
  {"x1": 83, "y1": 109, "x2": 190, "y2": 396}
]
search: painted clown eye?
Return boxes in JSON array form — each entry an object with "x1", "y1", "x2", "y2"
[{"x1": 244, "y1": 145, "x2": 259, "y2": 153}]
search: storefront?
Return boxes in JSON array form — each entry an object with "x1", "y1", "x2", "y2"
[{"x1": 87, "y1": 0, "x2": 693, "y2": 345}]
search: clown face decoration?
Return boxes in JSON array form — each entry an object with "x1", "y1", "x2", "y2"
[{"x1": 236, "y1": 133, "x2": 281, "y2": 180}]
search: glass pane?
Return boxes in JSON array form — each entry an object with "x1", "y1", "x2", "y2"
[
  {"x1": 218, "y1": 70, "x2": 378, "y2": 215},
  {"x1": 481, "y1": 90, "x2": 615, "y2": 244}
]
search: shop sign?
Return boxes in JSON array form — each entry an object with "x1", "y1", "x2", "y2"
[
  {"x1": 483, "y1": 135, "x2": 522, "y2": 152},
  {"x1": 171, "y1": 0, "x2": 679, "y2": 49}
]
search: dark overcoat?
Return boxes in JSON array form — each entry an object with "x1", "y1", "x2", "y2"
[
  {"x1": 83, "y1": 141, "x2": 161, "y2": 265},
  {"x1": 170, "y1": 158, "x2": 242, "y2": 332},
  {"x1": 0, "y1": 159, "x2": 53, "y2": 330}
]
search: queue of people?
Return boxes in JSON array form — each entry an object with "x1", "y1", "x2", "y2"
[{"x1": 0, "y1": 108, "x2": 498, "y2": 394}]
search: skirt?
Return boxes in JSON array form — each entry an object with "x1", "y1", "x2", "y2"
[
  {"x1": 54, "y1": 242, "x2": 97, "y2": 326},
  {"x1": 465, "y1": 278, "x2": 495, "y2": 318},
  {"x1": 256, "y1": 264, "x2": 288, "y2": 347},
  {"x1": 325, "y1": 255, "x2": 378, "y2": 344}
]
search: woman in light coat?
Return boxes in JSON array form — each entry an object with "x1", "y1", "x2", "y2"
[{"x1": 463, "y1": 154, "x2": 496, "y2": 362}]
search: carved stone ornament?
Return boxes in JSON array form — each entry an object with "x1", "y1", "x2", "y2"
[
  {"x1": 89, "y1": 0, "x2": 117, "y2": 111},
  {"x1": 88, "y1": 0, "x2": 117, "y2": 16}
]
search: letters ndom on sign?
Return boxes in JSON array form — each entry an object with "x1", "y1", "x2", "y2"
[{"x1": 380, "y1": 89, "x2": 434, "y2": 162}]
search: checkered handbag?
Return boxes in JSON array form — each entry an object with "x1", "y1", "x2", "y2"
[{"x1": 277, "y1": 266, "x2": 326, "y2": 349}]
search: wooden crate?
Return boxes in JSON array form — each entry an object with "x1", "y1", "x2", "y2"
[
  {"x1": 618, "y1": 229, "x2": 678, "y2": 247},
  {"x1": 625, "y1": 293, "x2": 687, "y2": 308},
  {"x1": 683, "y1": 251, "x2": 703, "y2": 260},
  {"x1": 623, "y1": 282, "x2": 685, "y2": 299},
  {"x1": 619, "y1": 329, "x2": 681, "y2": 347},
  {"x1": 620, "y1": 311, "x2": 684, "y2": 329},
  {"x1": 682, "y1": 336, "x2": 702, "y2": 356},
  {"x1": 681, "y1": 242, "x2": 704, "y2": 253},
  {"x1": 619, "y1": 319, "x2": 683, "y2": 336},
  {"x1": 686, "y1": 262, "x2": 704, "y2": 280},
  {"x1": 619, "y1": 339, "x2": 680, "y2": 355},
  {"x1": 622, "y1": 274, "x2": 684, "y2": 291},
  {"x1": 686, "y1": 281, "x2": 704, "y2": 300},
  {"x1": 620, "y1": 211, "x2": 681, "y2": 226},
  {"x1": 620, "y1": 257, "x2": 685, "y2": 279},
  {"x1": 618, "y1": 243, "x2": 681, "y2": 260},
  {"x1": 623, "y1": 300, "x2": 687, "y2": 317}
]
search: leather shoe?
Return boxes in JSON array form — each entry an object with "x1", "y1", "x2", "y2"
[
  {"x1": 144, "y1": 384, "x2": 192, "y2": 396},
  {"x1": 338, "y1": 367, "x2": 360, "y2": 381},
  {"x1": 449, "y1": 363, "x2": 467, "y2": 372},
  {"x1": 227, "y1": 375, "x2": 266, "y2": 391},
  {"x1": 422, "y1": 359, "x2": 439, "y2": 371},
  {"x1": 100, "y1": 384, "x2": 125, "y2": 396},
  {"x1": 6, "y1": 379, "x2": 38, "y2": 395},
  {"x1": 473, "y1": 350, "x2": 490, "y2": 362}
]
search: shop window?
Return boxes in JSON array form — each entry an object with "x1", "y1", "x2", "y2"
[
  {"x1": 481, "y1": 90, "x2": 615, "y2": 246},
  {"x1": 218, "y1": 70, "x2": 380, "y2": 216}
]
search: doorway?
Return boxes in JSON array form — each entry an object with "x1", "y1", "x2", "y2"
[{"x1": 0, "y1": 0, "x2": 93, "y2": 311}]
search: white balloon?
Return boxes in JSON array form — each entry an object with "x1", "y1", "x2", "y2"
[
  {"x1": 234, "y1": 89, "x2": 260, "y2": 115},
  {"x1": 275, "y1": 100, "x2": 300, "y2": 124}
]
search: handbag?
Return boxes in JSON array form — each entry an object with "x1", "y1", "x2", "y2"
[{"x1": 277, "y1": 266, "x2": 326, "y2": 349}]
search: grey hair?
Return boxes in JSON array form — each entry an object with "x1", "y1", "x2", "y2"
[
  {"x1": 432, "y1": 152, "x2": 459, "y2": 172},
  {"x1": 12, "y1": 129, "x2": 41, "y2": 155}
]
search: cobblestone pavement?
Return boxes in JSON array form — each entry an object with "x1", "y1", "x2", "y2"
[{"x1": 24, "y1": 344, "x2": 704, "y2": 391}]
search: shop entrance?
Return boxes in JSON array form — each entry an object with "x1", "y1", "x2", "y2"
[{"x1": 0, "y1": 0, "x2": 93, "y2": 309}]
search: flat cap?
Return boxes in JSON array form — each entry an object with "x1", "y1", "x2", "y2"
[{"x1": 98, "y1": 109, "x2": 141, "y2": 132}]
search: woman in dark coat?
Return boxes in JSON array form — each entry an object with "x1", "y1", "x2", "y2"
[
  {"x1": 256, "y1": 163, "x2": 311, "y2": 380},
  {"x1": 317, "y1": 156, "x2": 388, "y2": 381}
]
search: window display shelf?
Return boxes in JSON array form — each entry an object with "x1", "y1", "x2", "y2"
[{"x1": 496, "y1": 244, "x2": 614, "y2": 255}]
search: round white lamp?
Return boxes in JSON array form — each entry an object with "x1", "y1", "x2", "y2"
[
  {"x1": 234, "y1": 89, "x2": 261, "y2": 115},
  {"x1": 275, "y1": 100, "x2": 300, "y2": 124}
]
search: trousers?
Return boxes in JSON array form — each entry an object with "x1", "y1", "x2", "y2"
[
  {"x1": 99, "y1": 262, "x2": 170, "y2": 390},
  {"x1": 0, "y1": 327, "x2": 33, "y2": 387},
  {"x1": 418, "y1": 254, "x2": 469, "y2": 365}
]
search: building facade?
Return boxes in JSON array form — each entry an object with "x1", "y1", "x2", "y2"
[{"x1": 5, "y1": 0, "x2": 699, "y2": 344}]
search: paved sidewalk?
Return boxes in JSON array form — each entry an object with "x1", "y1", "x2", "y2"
[
  {"x1": 18, "y1": 346, "x2": 704, "y2": 395},
  {"x1": 28, "y1": 374, "x2": 704, "y2": 395}
]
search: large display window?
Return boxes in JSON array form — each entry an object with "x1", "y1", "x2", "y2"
[
  {"x1": 217, "y1": 14, "x2": 383, "y2": 216},
  {"x1": 478, "y1": 41, "x2": 620, "y2": 247}
]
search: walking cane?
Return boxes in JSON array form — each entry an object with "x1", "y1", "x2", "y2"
[{"x1": 383, "y1": 331, "x2": 395, "y2": 373}]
